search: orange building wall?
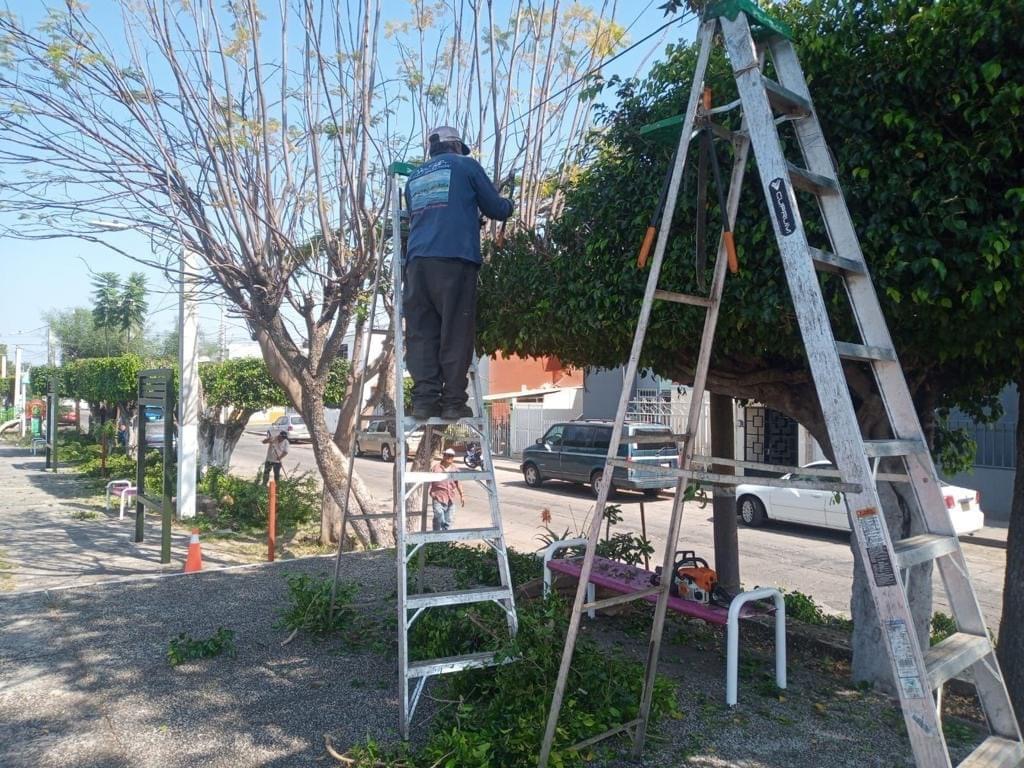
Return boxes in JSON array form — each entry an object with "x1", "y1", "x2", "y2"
[{"x1": 488, "y1": 354, "x2": 583, "y2": 395}]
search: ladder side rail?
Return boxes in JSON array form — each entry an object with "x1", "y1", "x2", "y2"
[
  {"x1": 392, "y1": 173, "x2": 414, "y2": 739},
  {"x1": 334, "y1": 176, "x2": 392, "y2": 577},
  {"x1": 536, "y1": 19, "x2": 719, "y2": 768},
  {"x1": 772, "y1": 39, "x2": 1021, "y2": 746},
  {"x1": 632, "y1": 110, "x2": 755, "y2": 758},
  {"x1": 719, "y1": 15, "x2": 950, "y2": 766},
  {"x1": 469, "y1": 364, "x2": 519, "y2": 635}
]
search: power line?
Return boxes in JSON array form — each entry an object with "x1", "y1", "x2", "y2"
[{"x1": 483, "y1": 10, "x2": 696, "y2": 146}]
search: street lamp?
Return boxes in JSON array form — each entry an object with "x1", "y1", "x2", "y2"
[{"x1": 90, "y1": 220, "x2": 199, "y2": 521}]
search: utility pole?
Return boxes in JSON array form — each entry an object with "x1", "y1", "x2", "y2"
[
  {"x1": 218, "y1": 298, "x2": 227, "y2": 362},
  {"x1": 47, "y1": 324, "x2": 56, "y2": 366},
  {"x1": 13, "y1": 346, "x2": 23, "y2": 436},
  {"x1": 177, "y1": 248, "x2": 199, "y2": 520}
]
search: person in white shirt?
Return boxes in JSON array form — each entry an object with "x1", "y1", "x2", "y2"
[{"x1": 261, "y1": 430, "x2": 289, "y2": 485}]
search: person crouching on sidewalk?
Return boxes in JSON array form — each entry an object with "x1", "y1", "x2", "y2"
[{"x1": 429, "y1": 448, "x2": 464, "y2": 530}]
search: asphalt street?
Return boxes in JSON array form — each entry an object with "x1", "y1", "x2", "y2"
[{"x1": 232, "y1": 430, "x2": 1008, "y2": 628}]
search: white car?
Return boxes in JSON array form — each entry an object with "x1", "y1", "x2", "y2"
[
  {"x1": 735, "y1": 460, "x2": 984, "y2": 536},
  {"x1": 271, "y1": 414, "x2": 310, "y2": 442}
]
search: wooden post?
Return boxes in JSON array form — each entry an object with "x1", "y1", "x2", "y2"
[
  {"x1": 710, "y1": 393, "x2": 740, "y2": 593},
  {"x1": 268, "y1": 479, "x2": 277, "y2": 562}
]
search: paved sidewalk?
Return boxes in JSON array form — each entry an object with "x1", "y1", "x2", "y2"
[{"x1": 0, "y1": 444, "x2": 244, "y2": 594}]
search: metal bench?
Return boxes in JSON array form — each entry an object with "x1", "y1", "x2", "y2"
[
  {"x1": 542, "y1": 538, "x2": 786, "y2": 706},
  {"x1": 105, "y1": 479, "x2": 138, "y2": 520}
]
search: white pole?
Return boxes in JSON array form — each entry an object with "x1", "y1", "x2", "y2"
[
  {"x1": 177, "y1": 248, "x2": 199, "y2": 520},
  {"x1": 14, "y1": 346, "x2": 24, "y2": 436},
  {"x1": 1, "y1": 353, "x2": 7, "y2": 379}
]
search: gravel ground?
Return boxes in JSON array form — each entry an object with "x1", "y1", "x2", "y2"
[{"x1": 0, "y1": 551, "x2": 986, "y2": 768}]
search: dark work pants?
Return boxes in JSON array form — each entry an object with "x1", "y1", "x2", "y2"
[{"x1": 403, "y1": 257, "x2": 479, "y2": 409}]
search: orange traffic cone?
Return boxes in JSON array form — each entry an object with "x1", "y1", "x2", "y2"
[{"x1": 183, "y1": 528, "x2": 203, "y2": 573}]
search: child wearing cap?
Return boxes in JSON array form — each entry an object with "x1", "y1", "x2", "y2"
[{"x1": 429, "y1": 447, "x2": 465, "y2": 530}]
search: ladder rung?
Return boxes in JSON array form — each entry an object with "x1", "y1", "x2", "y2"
[
  {"x1": 787, "y1": 162, "x2": 839, "y2": 196},
  {"x1": 629, "y1": 432, "x2": 689, "y2": 445},
  {"x1": 808, "y1": 246, "x2": 867, "y2": 275},
  {"x1": 404, "y1": 470, "x2": 493, "y2": 484},
  {"x1": 406, "y1": 586, "x2": 512, "y2": 611},
  {"x1": 835, "y1": 341, "x2": 898, "y2": 362},
  {"x1": 369, "y1": 328, "x2": 389, "y2": 335},
  {"x1": 761, "y1": 75, "x2": 812, "y2": 118},
  {"x1": 407, "y1": 527, "x2": 501, "y2": 545},
  {"x1": 925, "y1": 632, "x2": 991, "y2": 689},
  {"x1": 863, "y1": 439, "x2": 927, "y2": 458},
  {"x1": 344, "y1": 512, "x2": 395, "y2": 521},
  {"x1": 654, "y1": 289, "x2": 712, "y2": 307},
  {"x1": 582, "y1": 586, "x2": 662, "y2": 613},
  {"x1": 892, "y1": 533, "x2": 959, "y2": 569},
  {"x1": 407, "y1": 650, "x2": 503, "y2": 678},
  {"x1": 606, "y1": 458, "x2": 860, "y2": 493},
  {"x1": 958, "y1": 736, "x2": 1024, "y2": 768},
  {"x1": 417, "y1": 416, "x2": 486, "y2": 427}
]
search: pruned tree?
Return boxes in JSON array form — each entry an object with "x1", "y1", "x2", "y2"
[
  {"x1": 384, "y1": 0, "x2": 630, "y2": 229},
  {"x1": 479, "y1": 0, "x2": 1024, "y2": 694},
  {"x1": 0, "y1": 0, "x2": 394, "y2": 546}
]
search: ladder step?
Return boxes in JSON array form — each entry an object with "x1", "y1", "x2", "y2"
[
  {"x1": 863, "y1": 439, "x2": 927, "y2": 458},
  {"x1": 892, "y1": 533, "x2": 959, "y2": 569},
  {"x1": 787, "y1": 162, "x2": 839, "y2": 196},
  {"x1": 808, "y1": 246, "x2": 867, "y2": 275},
  {"x1": 582, "y1": 586, "x2": 663, "y2": 613},
  {"x1": 407, "y1": 526, "x2": 502, "y2": 545},
  {"x1": 835, "y1": 341, "x2": 898, "y2": 362},
  {"x1": 404, "y1": 470, "x2": 493, "y2": 484},
  {"x1": 654, "y1": 289, "x2": 713, "y2": 307},
  {"x1": 606, "y1": 458, "x2": 859, "y2": 493},
  {"x1": 407, "y1": 650, "x2": 504, "y2": 678},
  {"x1": 958, "y1": 736, "x2": 1024, "y2": 768},
  {"x1": 629, "y1": 432, "x2": 689, "y2": 445},
  {"x1": 417, "y1": 416, "x2": 486, "y2": 427},
  {"x1": 406, "y1": 586, "x2": 512, "y2": 611},
  {"x1": 369, "y1": 328, "x2": 389, "y2": 335},
  {"x1": 924, "y1": 632, "x2": 991, "y2": 689},
  {"x1": 761, "y1": 75, "x2": 812, "y2": 118}
]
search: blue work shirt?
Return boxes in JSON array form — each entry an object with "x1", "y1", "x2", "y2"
[{"x1": 405, "y1": 153, "x2": 513, "y2": 265}]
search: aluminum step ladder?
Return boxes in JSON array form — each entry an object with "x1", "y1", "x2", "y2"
[
  {"x1": 333, "y1": 162, "x2": 519, "y2": 739},
  {"x1": 537, "y1": 3, "x2": 1022, "y2": 767}
]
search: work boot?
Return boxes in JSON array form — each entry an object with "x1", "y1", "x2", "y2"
[
  {"x1": 412, "y1": 402, "x2": 441, "y2": 420},
  {"x1": 440, "y1": 404, "x2": 474, "y2": 421}
]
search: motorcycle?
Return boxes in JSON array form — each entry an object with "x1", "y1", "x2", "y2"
[{"x1": 463, "y1": 441, "x2": 484, "y2": 470}]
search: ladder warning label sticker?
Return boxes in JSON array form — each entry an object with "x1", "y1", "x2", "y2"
[
  {"x1": 856, "y1": 507, "x2": 897, "y2": 587},
  {"x1": 885, "y1": 619, "x2": 927, "y2": 700},
  {"x1": 768, "y1": 177, "x2": 796, "y2": 236}
]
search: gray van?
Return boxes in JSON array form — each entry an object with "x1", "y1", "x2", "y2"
[{"x1": 520, "y1": 420, "x2": 679, "y2": 498}]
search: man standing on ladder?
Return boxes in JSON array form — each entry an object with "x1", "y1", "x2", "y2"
[{"x1": 404, "y1": 126, "x2": 514, "y2": 421}]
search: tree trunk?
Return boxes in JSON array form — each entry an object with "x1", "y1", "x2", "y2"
[
  {"x1": 305, "y1": 394, "x2": 387, "y2": 548},
  {"x1": 710, "y1": 392, "x2": 740, "y2": 593},
  {"x1": 198, "y1": 413, "x2": 249, "y2": 474},
  {"x1": 997, "y1": 383, "x2": 1023, "y2": 731}
]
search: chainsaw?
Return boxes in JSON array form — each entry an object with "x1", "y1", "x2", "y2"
[{"x1": 651, "y1": 550, "x2": 725, "y2": 605}]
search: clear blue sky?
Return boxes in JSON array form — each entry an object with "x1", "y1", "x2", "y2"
[{"x1": 0, "y1": 0, "x2": 696, "y2": 365}]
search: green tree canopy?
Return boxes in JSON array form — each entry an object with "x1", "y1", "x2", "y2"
[
  {"x1": 479, "y1": 0, "x2": 1023, "y2": 429},
  {"x1": 44, "y1": 308, "x2": 133, "y2": 360}
]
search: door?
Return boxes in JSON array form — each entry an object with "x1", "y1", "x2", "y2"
[
  {"x1": 559, "y1": 424, "x2": 595, "y2": 481},
  {"x1": 534, "y1": 424, "x2": 564, "y2": 475},
  {"x1": 364, "y1": 421, "x2": 383, "y2": 453},
  {"x1": 769, "y1": 470, "x2": 831, "y2": 526}
]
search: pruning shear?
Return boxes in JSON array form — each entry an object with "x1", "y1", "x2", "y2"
[{"x1": 637, "y1": 87, "x2": 739, "y2": 284}]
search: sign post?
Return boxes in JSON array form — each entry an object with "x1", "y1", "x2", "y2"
[
  {"x1": 44, "y1": 377, "x2": 58, "y2": 472},
  {"x1": 136, "y1": 369, "x2": 176, "y2": 564}
]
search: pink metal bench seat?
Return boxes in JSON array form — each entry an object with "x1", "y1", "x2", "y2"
[{"x1": 545, "y1": 555, "x2": 762, "y2": 624}]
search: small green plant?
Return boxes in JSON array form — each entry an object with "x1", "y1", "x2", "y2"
[
  {"x1": 277, "y1": 573, "x2": 359, "y2": 637},
  {"x1": 167, "y1": 627, "x2": 236, "y2": 666},
  {"x1": 930, "y1": 612, "x2": 958, "y2": 646},
  {"x1": 70, "y1": 509, "x2": 99, "y2": 521},
  {"x1": 783, "y1": 590, "x2": 852, "y2": 630}
]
